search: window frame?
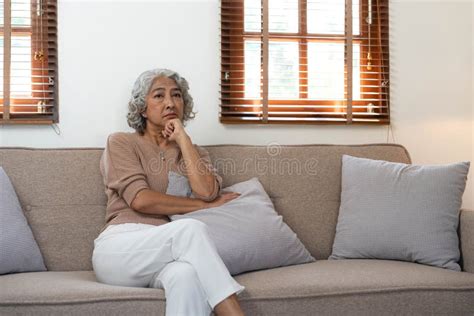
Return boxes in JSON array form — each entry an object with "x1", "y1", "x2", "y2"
[
  {"x1": 0, "y1": 0, "x2": 58, "y2": 125},
  {"x1": 220, "y1": 0, "x2": 390, "y2": 125}
]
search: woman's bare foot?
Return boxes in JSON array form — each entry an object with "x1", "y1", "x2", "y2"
[{"x1": 214, "y1": 294, "x2": 244, "y2": 316}]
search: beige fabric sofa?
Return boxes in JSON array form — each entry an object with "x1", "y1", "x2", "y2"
[{"x1": 1, "y1": 144, "x2": 474, "y2": 315}]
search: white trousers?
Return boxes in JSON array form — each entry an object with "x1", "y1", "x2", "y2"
[{"x1": 92, "y1": 219, "x2": 245, "y2": 316}]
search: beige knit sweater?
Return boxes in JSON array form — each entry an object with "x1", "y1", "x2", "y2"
[{"x1": 99, "y1": 132, "x2": 222, "y2": 232}]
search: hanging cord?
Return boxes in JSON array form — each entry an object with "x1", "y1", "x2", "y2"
[
  {"x1": 34, "y1": 0, "x2": 47, "y2": 113},
  {"x1": 376, "y1": 0, "x2": 389, "y2": 99},
  {"x1": 386, "y1": 124, "x2": 396, "y2": 143},
  {"x1": 39, "y1": 1, "x2": 58, "y2": 134},
  {"x1": 366, "y1": 0, "x2": 372, "y2": 71},
  {"x1": 51, "y1": 122, "x2": 61, "y2": 135},
  {"x1": 40, "y1": 0, "x2": 47, "y2": 112}
]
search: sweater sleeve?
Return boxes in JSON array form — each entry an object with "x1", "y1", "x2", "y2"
[
  {"x1": 101, "y1": 133, "x2": 150, "y2": 207},
  {"x1": 192, "y1": 145, "x2": 223, "y2": 201}
]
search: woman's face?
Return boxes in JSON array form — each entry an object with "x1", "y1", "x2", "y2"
[{"x1": 144, "y1": 76, "x2": 184, "y2": 128}]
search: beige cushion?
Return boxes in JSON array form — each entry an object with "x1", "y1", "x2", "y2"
[
  {"x1": 0, "y1": 144, "x2": 411, "y2": 271},
  {"x1": 1, "y1": 260, "x2": 473, "y2": 315},
  {"x1": 461, "y1": 209, "x2": 474, "y2": 273}
]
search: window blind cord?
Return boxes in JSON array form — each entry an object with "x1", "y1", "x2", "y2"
[
  {"x1": 36, "y1": 0, "x2": 47, "y2": 113},
  {"x1": 376, "y1": 0, "x2": 388, "y2": 104},
  {"x1": 386, "y1": 124, "x2": 396, "y2": 144},
  {"x1": 367, "y1": 0, "x2": 372, "y2": 71},
  {"x1": 50, "y1": 123, "x2": 60, "y2": 135}
]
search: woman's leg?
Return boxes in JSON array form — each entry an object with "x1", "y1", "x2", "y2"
[
  {"x1": 214, "y1": 294, "x2": 244, "y2": 316},
  {"x1": 150, "y1": 261, "x2": 212, "y2": 316},
  {"x1": 165, "y1": 219, "x2": 245, "y2": 309},
  {"x1": 93, "y1": 219, "x2": 244, "y2": 310}
]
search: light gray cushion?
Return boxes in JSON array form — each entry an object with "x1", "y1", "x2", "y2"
[
  {"x1": 167, "y1": 173, "x2": 315, "y2": 275},
  {"x1": 166, "y1": 171, "x2": 192, "y2": 198},
  {"x1": 0, "y1": 167, "x2": 46, "y2": 274},
  {"x1": 329, "y1": 155, "x2": 470, "y2": 271}
]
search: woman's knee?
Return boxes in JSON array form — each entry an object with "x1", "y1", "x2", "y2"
[{"x1": 158, "y1": 261, "x2": 201, "y2": 290}]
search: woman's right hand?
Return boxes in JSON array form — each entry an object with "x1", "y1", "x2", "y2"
[{"x1": 204, "y1": 192, "x2": 240, "y2": 209}]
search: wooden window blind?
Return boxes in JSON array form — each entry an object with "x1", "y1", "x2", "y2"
[
  {"x1": 220, "y1": 0, "x2": 389, "y2": 124},
  {"x1": 0, "y1": 0, "x2": 58, "y2": 125}
]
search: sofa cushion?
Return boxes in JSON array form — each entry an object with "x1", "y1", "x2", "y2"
[
  {"x1": 0, "y1": 149, "x2": 107, "y2": 271},
  {"x1": 1, "y1": 260, "x2": 474, "y2": 315},
  {"x1": 169, "y1": 176, "x2": 315, "y2": 275},
  {"x1": 0, "y1": 271, "x2": 165, "y2": 315},
  {"x1": 0, "y1": 167, "x2": 46, "y2": 274},
  {"x1": 330, "y1": 155, "x2": 470, "y2": 271},
  {"x1": 0, "y1": 145, "x2": 411, "y2": 271}
]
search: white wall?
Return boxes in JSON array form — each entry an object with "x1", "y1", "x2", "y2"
[{"x1": 0, "y1": 0, "x2": 473, "y2": 208}]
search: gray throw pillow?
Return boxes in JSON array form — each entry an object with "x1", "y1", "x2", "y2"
[
  {"x1": 329, "y1": 155, "x2": 470, "y2": 271},
  {"x1": 167, "y1": 172, "x2": 315, "y2": 275},
  {"x1": 0, "y1": 167, "x2": 46, "y2": 274}
]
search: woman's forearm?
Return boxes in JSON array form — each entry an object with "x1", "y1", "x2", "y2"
[
  {"x1": 178, "y1": 136, "x2": 217, "y2": 199},
  {"x1": 131, "y1": 189, "x2": 207, "y2": 216}
]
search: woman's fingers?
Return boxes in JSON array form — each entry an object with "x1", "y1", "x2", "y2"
[
  {"x1": 205, "y1": 192, "x2": 241, "y2": 208},
  {"x1": 161, "y1": 122, "x2": 176, "y2": 139},
  {"x1": 221, "y1": 192, "x2": 241, "y2": 202},
  {"x1": 169, "y1": 118, "x2": 183, "y2": 130},
  {"x1": 161, "y1": 120, "x2": 180, "y2": 139}
]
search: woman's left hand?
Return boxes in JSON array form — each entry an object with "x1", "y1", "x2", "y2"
[{"x1": 162, "y1": 118, "x2": 189, "y2": 144}]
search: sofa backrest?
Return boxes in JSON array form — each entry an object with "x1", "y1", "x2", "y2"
[{"x1": 0, "y1": 144, "x2": 411, "y2": 271}]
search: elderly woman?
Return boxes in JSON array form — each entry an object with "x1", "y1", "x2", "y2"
[{"x1": 92, "y1": 69, "x2": 245, "y2": 316}]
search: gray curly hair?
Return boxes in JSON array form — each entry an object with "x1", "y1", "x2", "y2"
[{"x1": 127, "y1": 68, "x2": 196, "y2": 134}]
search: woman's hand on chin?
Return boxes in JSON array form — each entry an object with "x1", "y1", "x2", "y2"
[{"x1": 162, "y1": 118, "x2": 190, "y2": 145}]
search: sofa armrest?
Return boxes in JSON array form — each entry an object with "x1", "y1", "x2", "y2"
[{"x1": 460, "y1": 209, "x2": 474, "y2": 273}]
